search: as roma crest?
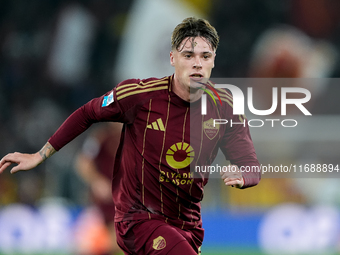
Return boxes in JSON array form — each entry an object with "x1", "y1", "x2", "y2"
[
  {"x1": 203, "y1": 118, "x2": 219, "y2": 140},
  {"x1": 152, "y1": 236, "x2": 166, "y2": 250}
]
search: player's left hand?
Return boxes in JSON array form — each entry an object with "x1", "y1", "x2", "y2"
[{"x1": 220, "y1": 165, "x2": 244, "y2": 188}]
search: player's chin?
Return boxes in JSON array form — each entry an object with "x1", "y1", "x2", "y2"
[{"x1": 189, "y1": 79, "x2": 208, "y2": 91}]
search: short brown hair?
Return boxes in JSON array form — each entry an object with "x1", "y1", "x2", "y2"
[{"x1": 171, "y1": 17, "x2": 219, "y2": 51}]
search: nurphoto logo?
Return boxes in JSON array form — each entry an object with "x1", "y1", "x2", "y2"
[{"x1": 198, "y1": 81, "x2": 312, "y2": 128}]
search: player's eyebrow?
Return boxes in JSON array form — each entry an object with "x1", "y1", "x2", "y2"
[
  {"x1": 180, "y1": 50, "x2": 194, "y2": 54},
  {"x1": 180, "y1": 50, "x2": 213, "y2": 55}
]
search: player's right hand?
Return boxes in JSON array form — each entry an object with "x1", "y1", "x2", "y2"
[
  {"x1": 220, "y1": 164, "x2": 244, "y2": 188},
  {"x1": 0, "y1": 152, "x2": 43, "y2": 174}
]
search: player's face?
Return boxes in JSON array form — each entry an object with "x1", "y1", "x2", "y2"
[{"x1": 170, "y1": 36, "x2": 216, "y2": 93}]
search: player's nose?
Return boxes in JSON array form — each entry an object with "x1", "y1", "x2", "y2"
[{"x1": 193, "y1": 56, "x2": 202, "y2": 69}]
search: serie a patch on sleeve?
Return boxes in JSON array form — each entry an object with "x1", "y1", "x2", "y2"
[{"x1": 102, "y1": 91, "x2": 114, "y2": 107}]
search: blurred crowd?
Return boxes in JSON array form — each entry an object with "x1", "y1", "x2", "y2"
[
  {"x1": 1, "y1": 0, "x2": 340, "y2": 211},
  {"x1": 0, "y1": 0, "x2": 133, "y2": 206}
]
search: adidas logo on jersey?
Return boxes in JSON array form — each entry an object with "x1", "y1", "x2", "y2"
[{"x1": 147, "y1": 118, "x2": 165, "y2": 131}]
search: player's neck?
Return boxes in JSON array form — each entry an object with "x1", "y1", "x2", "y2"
[{"x1": 172, "y1": 76, "x2": 203, "y2": 103}]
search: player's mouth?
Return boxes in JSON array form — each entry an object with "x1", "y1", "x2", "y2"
[{"x1": 189, "y1": 73, "x2": 204, "y2": 80}]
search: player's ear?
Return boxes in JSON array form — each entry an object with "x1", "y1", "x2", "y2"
[{"x1": 170, "y1": 51, "x2": 175, "y2": 67}]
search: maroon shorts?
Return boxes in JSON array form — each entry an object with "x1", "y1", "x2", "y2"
[{"x1": 115, "y1": 219, "x2": 203, "y2": 254}]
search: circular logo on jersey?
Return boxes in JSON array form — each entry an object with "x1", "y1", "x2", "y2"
[
  {"x1": 153, "y1": 236, "x2": 166, "y2": 250},
  {"x1": 166, "y1": 142, "x2": 195, "y2": 169}
]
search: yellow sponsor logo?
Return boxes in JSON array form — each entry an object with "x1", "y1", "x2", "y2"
[
  {"x1": 159, "y1": 171, "x2": 194, "y2": 186},
  {"x1": 165, "y1": 142, "x2": 194, "y2": 169}
]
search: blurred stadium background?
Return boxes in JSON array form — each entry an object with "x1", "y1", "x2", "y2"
[{"x1": 1, "y1": 0, "x2": 340, "y2": 254}]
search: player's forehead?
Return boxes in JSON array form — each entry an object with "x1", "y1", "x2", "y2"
[{"x1": 177, "y1": 36, "x2": 214, "y2": 53}]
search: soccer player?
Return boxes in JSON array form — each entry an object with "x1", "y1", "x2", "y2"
[{"x1": 0, "y1": 17, "x2": 260, "y2": 254}]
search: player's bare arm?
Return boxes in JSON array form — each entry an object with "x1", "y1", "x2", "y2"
[{"x1": 0, "y1": 142, "x2": 56, "y2": 174}]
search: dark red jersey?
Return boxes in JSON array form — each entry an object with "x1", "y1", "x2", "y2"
[{"x1": 48, "y1": 75, "x2": 260, "y2": 237}]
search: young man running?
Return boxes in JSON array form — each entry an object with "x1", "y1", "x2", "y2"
[{"x1": 0, "y1": 17, "x2": 260, "y2": 254}]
